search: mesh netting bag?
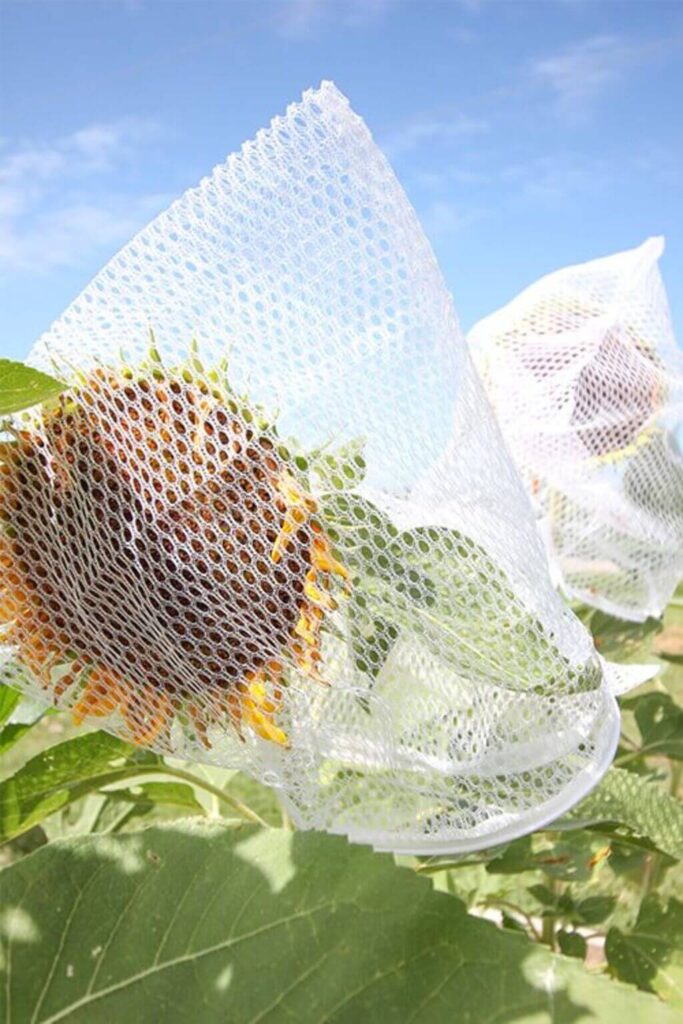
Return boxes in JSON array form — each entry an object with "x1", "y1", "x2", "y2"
[
  {"x1": 469, "y1": 237, "x2": 683, "y2": 622},
  {"x1": 1, "y1": 83, "x2": 626, "y2": 853}
]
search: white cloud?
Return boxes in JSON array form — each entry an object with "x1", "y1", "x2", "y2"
[
  {"x1": 276, "y1": 0, "x2": 389, "y2": 37},
  {"x1": 0, "y1": 118, "x2": 164, "y2": 273},
  {"x1": 499, "y1": 154, "x2": 611, "y2": 201},
  {"x1": 0, "y1": 195, "x2": 168, "y2": 273},
  {"x1": 382, "y1": 114, "x2": 489, "y2": 160},
  {"x1": 342, "y1": 0, "x2": 390, "y2": 28},
  {"x1": 413, "y1": 151, "x2": 615, "y2": 217},
  {"x1": 276, "y1": 0, "x2": 325, "y2": 36},
  {"x1": 0, "y1": 117, "x2": 158, "y2": 188},
  {"x1": 420, "y1": 199, "x2": 490, "y2": 241},
  {"x1": 414, "y1": 166, "x2": 491, "y2": 189},
  {"x1": 532, "y1": 34, "x2": 633, "y2": 119},
  {"x1": 449, "y1": 25, "x2": 479, "y2": 45}
]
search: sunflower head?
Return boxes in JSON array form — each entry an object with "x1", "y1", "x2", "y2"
[
  {"x1": 571, "y1": 330, "x2": 663, "y2": 461},
  {"x1": 0, "y1": 359, "x2": 348, "y2": 751}
]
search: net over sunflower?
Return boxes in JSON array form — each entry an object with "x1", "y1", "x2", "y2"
[
  {"x1": 0, "y1": 360, "x2": 349, "y2": 750},
  {"x1": 0, "y1": 84, "x2": 633, "y2": 853},
  {"x1": 468, "y1": 238, "x2": 683, "y2": 623}
]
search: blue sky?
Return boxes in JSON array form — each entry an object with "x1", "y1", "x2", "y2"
[{"x1": 1, "y1": 0, "x2": 682, "y2": 360}]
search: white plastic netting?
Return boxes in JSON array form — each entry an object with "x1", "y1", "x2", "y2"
[
  {"x1": 1, "y1": 83, "x2": 622, "y2": 853},
  {"x1": 469, "y1": 238, "x2": 683, "y2": 623}
]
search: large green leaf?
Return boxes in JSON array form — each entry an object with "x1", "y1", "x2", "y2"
[
  {"x1": 606, "y1": 898, "x2": 683, "y2": 1008},
  {"x1": 0, "y1": 359, "x2": 64, "y2": 415},
  {"x1": 0, "y1": 824, "x2": 678, "y2": 1024},
  {"x1": 0, "y1": 731, "x2": 161, "y2": 842},
  {"x1": 562, "y1": 768, "x2": 683, "y2": 860},
  {"x1": 322, "y1": 496, "x2": 601, "y2": 696}
]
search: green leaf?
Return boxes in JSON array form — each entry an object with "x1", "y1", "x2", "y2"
[
  {"x1": 0, "y1": 824, "x2": 678, "y2": 1024},
  {"x1": 322, "y1": 497, "x2": 434, "y2": 610},
  {"x1": 0, "y1": 359, "x2": 64, "y2": 415},
  {"x1": 0, "y1": 722, "x2": 32, "y2": 758},
  {"x1": 323, "y1": 499, "x2": 600, "y2": 697},
  {"x1": 557, "y1": 930, "x2": 587, "y2": 960},
  {"x1": 386, "y1": 526, "x2": 601, "y2": 695},
  {"x1": 0, "y1": 685, "x2": 21, "y2": 726},
  {"x1": 606, "y1": 898, "x2": 683, "y2": 1008},
  {"x1": 309, "y1": 437, "x2": 367, "y2": 492},
  {"x1": 528, "y1": 882, "x2": 561, "y2": 907},
  {"x1": 0, "y1": 731, "x2": 161, "y2": 842},
  {"x1": 500, "y1": 911, "x2": 527, "y2": 933},
  {"x1": 321, "y1": 494, "x2": 431, "y2": 688},
  {"x1": 91, "y1": 781, "x2": 206, "y2": 834},
  {"x1": 104, "y1": 782, "x2": 205, "y2": 816},
  {"x1": 488, "y1": 831, "x2": 605, "y2": 882},
  {"x1": 564, "y1": 768, "x2": 683, "y2": 860},
  {"x1": 485, "y1": 834, "x2": 536, "y2": 873},
  {"x1": 588, "y1": 610, "x2": 662, "y2": 664},
  {"x1": 576, "y1": 895, "x2": 617, "y2": 925},
  {"x1": 621, "y1": 693, "x2": 683, "y2": 760},
  {"x1": 528, "y1": 884, "x2": 576, "y2": 918},
  {"x1": 0, "y1": 684, "x2": 59, "y2": 762},
  {"x1": 607, "y1": 840, "x2": 657, "y2": 881},
  {"x1": 347, "y1": 591, "x2": 399, "y2": 682},
  {"x1": 223, "y1": 770, "x2": 283, "y2": 827}
]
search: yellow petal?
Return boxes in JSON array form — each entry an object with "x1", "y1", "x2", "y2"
[
  {"x1": 243, "y1": 704, "x2": 289, "y2": 747},
  {"x1": 72, "y1": 673, "x2": 121, "y2": 724},
  {"x1": 303, "y1": 575, "x2": 337, "y2": 610},
  {"x1": 122, "y1": 689, "x2": 171, "y2": 746}
]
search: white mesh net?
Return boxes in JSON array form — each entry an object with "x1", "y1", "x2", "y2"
[
  {"x1": 1, "y1": 83, "x2": 622, "y2": 853},
  {"x1": 469, "y1": 238, "x2": 683, "y2": 623}
]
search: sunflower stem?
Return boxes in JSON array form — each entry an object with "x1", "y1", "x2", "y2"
[
  {"x1": 158, "y1": 765, "x2": 270, "y2": 827},
  {"x1": 414, "y1": 857, "x2": 494, "y2": 874},
  {"x1": 99, "y1": 764, "x2": 268, "y2": 827},
  {"x1": 477, "y1": 898, "x2": 543, "y2": 943}
]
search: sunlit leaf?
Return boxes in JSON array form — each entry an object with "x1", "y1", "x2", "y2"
[
  {"x1": 103, "y1": 782, "x2": 205, "y2": 816},
  {"x1": 222, "y1": 770, "x2": 282, "y2": 827},
  {"x1": 0, "y1": 722, "x2": 32, "y2": 759},
  {"x1": 0, "y1": 731, "x2": 161, "y2": 842},
  {"x1": 0, "y1": 824, "x2": 678, "y2": 1023},
  {"x1": 0, "y1": 359, "x2": 64, "y2": 416},
  {"x1": 0, "y1": 685, "x2": 21, "y2": 726},
  {"x1": 563, "y1": 768, "x2": 683, "y2": 860}
]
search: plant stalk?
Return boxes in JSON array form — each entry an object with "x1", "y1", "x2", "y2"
[{"x1": 98, "y1": 764, "x2": 270, "y2": 828}]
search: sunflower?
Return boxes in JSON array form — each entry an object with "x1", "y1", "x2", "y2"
[
  {"x1": 570, "y1": 328, "x2": 663, "y2": 462},
  {"x1": 478, "y1": 296, "x2": 664, "y2": 464},
  {"x1": 0, "y1": 359, "x2": 349, "y2": 750}
]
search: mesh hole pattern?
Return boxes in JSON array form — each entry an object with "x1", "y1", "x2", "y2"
[
  {"x1": 1, "y1": 83, "x2": 619, "y2": 852},
  {"x1": 469, "y1": 237, "x2": 683, "y2": 622}
]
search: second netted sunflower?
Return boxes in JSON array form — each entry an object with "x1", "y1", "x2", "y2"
[{"x1": 0, "y1": 352, "x2": 349, "y2": 750}]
